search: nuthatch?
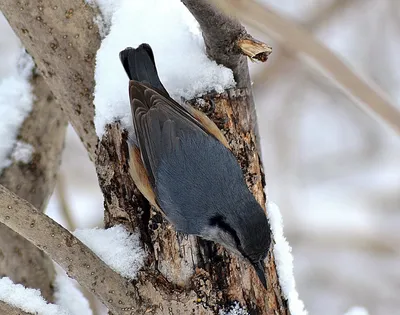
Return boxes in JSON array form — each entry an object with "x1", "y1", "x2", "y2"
[{"x1": 120, "y1": 44, "x2": 271, "y2": 288}]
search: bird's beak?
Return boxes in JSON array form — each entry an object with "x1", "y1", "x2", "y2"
[{"x1": 252, "y1": 260, "x2": 267, "y2": 289}]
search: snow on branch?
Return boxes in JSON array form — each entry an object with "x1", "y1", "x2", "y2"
[
  {"x1": 181, "y1": 0, "x2": 272, "y2": 87},
  {"x1": 0, "y1": 184, "x2": 144, "y2": 314},
  {"x1": 93, "y1": 0, "x2": 236, "y2": 138},
  {"x1": 11, "y1": 140, "x2": 34, "y2": 164},
  {"x1": 74, "y1": 225, "x2": 145, "y2": 280},
  {"x1": 0, "y1": 277, "x2": 69, "y2": 315}
]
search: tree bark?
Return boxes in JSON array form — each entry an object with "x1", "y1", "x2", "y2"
[
  {"x1": 98, "y1": 90, "x2": 289, "y2": 314},
  {"x1": 0, "y1": 1, "x2": 290, "y2": 314},
  {"x1": 0, "y1": 73, "x2": 67, "y2": 302},
  {"x1": 0, "y1": 301, "x2": 30, "y2": 315},
  {"x1": 0, "y1": 1, "x2": 100, "y2": 159}
]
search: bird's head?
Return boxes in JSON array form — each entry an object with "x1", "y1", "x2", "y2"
[{"x1": 203, "y1": 197, "x2": 271, "y2": 289}]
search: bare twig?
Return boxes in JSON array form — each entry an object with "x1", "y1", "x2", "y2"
[
  {"x1": 0, "y1": 301, "x2": 30, "y2": 315},
  {"x1": 237, "y1": 36, "x2": 272, "y2": 62},
  {"x1": 55, "y1": 173, "x2": 76, "y2": 231},
  {"x1": 0, "y1": 184, "x2": 141, "y2": 315},
  {"x1": 210, "y1": 0, "x2": 400, "y2": 135}
]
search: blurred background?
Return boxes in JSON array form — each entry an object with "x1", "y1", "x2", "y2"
[{"x1": 1, "y1": 0, "x2": 400, "y2": 314}]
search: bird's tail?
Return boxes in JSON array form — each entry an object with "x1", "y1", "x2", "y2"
[{"x1": 119, "y1": 44, "x2": 168, "y2": 96}]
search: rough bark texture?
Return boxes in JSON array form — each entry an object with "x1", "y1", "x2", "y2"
[
  {"x1": 0, "y1": 73, "x2": 67, "y2": 302},
  {"x1": 0, "y1": 301, "x2": 31, "y2": 315},
  {"x1": 97, "y1": 89, "x2": 288, "y2": 315}
]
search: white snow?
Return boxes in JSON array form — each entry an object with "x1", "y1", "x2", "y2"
[
  {"x1": 219, "y1": 302, "x2": 248, "y2": 315},
  {"x1": 73, "y1": 225, "x2": 145, "y2": 279},
  {"x1": 54, "y1": 271, "x2": 92, "y2": 315},
  {"x1": 11, "y1": 140, "x2": 34, "y2": 164},
  {"x1": 85, "y1": 0, "x2": 120, "y2": 38},
  {"x1": 267, "y1": 202, "x2": 308, "y2": 315},
  {"x1": 93, "y1": 0, "x2": 235, "y2": 138},
  {"x1": 0, "y1": 13, "x2": 35, "y2": 174},
  {"x1": 344, "y1": 306, "x2": 369, "y2": 315},
  {"x1": 0, "y1": 277, "x2": 69, "y2": 315}
]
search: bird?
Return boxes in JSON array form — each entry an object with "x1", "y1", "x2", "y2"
[{"x1": 119, "y1": 43, "x2": 271, "y2": 289}]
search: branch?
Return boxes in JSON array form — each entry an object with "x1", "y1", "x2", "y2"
[
  {"x1": 0, "y1": 72, "x2": 67, "y2": 302},
  {"x1": 210, "y1": 0, "x2": 400, "y2": 135},
  {"x1": 181, "y1": 0, "x2": 271, "y2": 88},
  {"x1": 254, "y1": 0, "x2": 358, "y2": 87},
  {"x1": 0, "y1": 0, "x2": 101, "y2": 159},
  {"x1": 0, "y1": 301, "x2": 30, "y2": 315},
  {"x1": 0, "y1": 184, "x2": 142, "y2": 315},
  {"x1": 55, "y1": 174, "x2": 102, "y2": 315}
]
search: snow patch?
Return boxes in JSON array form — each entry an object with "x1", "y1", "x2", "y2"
[
  {"x1": 54, "y1": 272, "x2": 92, "y2": 315},
  {"x1": 85, "y1": 0, "x2": 121, "y2": 38},
  {"x1": 0, "y1": 277, "x2": 69, "y2": 315},
  {"x1": 219, "y1": 302, "x2": 248, "y2": 315},
  {"x1": 11, "y1": 140, "x2": 34, "y2": 164},
  {"x1": 73, "y1": 225, "x2": 145, "y2": 279},
  {"x1": 267, "y1": 202, "x2": 308, "y2": 315},
  {"x1": 344, "y1": 306, "x2": 369, "y2": 315},
  {"x1": 93, "y1": 0, "x2": 235, "y2": 138},
  {"x1": 0, "y1": 47, "x2": 35, "y2": 174}
]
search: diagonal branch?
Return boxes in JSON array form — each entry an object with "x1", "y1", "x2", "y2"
[
  {"x1": 0, "y1": 1, "x2": 101, "y2": 159},
  {"x1": 210, "y1": 0, "x2": 400, "y2": 135},
  {"x1": 0, "y1": 184, "x2": 141, "y2": 315},
  {"x1": 254, "y1": 0, "x2": 358, "y2": 87}
]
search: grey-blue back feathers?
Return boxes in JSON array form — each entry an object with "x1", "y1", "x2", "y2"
[{"x1": 120, "y1": 44, "x2": 271, "y2": 285}]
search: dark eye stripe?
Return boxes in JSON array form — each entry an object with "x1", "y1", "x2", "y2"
[{"x1": 209, "y1": 215, "x2": 245, "y2": 254}]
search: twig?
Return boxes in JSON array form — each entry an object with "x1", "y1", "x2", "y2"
[
  {"x1": 0, "y1": 184, "x2": 140, "y2": 315},
  {"x1": 0, "y1": 301, "x2": 30, "y2": 315},
  {"x1": 55, "y1": 173, "x2": 76, "y2": 231},
  {"x1": 237, "y1": 35, "x2": 272, "y2": 62},
  {"x1": 181, "y1": 0, "x2": 271, "y2": 88},
  {"x1": 209, "y1": 0, "x2": 400, "y2": 135}
]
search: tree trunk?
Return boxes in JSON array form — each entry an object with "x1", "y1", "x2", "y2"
[
  {"x1": 0, "y1": 1, "x2": 290, "y2": 314},
  {"x1": 97, "y1": 89, "x2": 288, "y2": 314},
  {"x1": 0, "y1": 73, "x2": 67, "y2": 301}
]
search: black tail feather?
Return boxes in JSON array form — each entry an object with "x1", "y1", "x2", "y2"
[{"x1": 119, "y1": 44, "x2": 169, "y2": 96}]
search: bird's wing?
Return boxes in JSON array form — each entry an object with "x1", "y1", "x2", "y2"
[
  {"x1": 129, "y1": 81, "x2": 209, "y2": 186},
  {"x1": 128, "y1": 144, "x2": 162, "y2": 211}
]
